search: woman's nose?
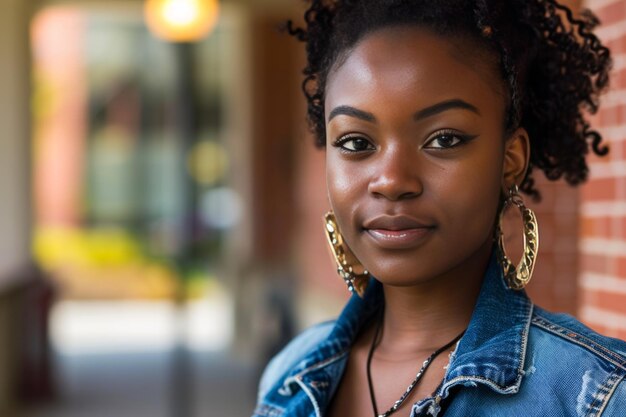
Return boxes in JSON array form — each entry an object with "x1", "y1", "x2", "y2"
[{"x1": 367, "y1": 148, "x2": 423, "y2": 201}]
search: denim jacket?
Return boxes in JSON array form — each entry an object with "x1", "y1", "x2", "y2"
[{"x1": 253, "y1": 250, "x2": 626, "y2": 417}]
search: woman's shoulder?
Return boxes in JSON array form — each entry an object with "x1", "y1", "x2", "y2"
[
  {"x1": 530, "y1": 305, "x2": 626, "y2": 359},
  {"x1": 256, "y1": 319, "x2": 335, "y2": 402},
  {"x1": 526, "y1": 305, "x2": 626, "y2": 415}
]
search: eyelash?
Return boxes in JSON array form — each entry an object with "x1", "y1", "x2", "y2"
[
  {"x1": 424, "y1": 129, "x2": 476, "y2": 149},
  {"x1": 332, "y1": 129, "x2": 476, "y2": 153},
  {"x1": 332, "y1": 134, "x2": 376, "y2": 153}
]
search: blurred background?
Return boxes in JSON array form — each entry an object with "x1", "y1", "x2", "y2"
[{"x1": 0, "y1": 0, "x2": 625, "y2": 416}]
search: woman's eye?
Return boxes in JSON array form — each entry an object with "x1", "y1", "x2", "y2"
[
  {"x1": 429, "y1": 134, "x2": 461, "y2": 148},
  {"x1": 335, "y1": 136, "x2": 375, "y2": 152},
  {"x1": 424, "y1": 131, "x2": 474, "y2": 149}
]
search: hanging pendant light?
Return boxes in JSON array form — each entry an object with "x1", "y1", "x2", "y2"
[{"x1": 144, "y1": 0, "x2": 219, "y2": 42}]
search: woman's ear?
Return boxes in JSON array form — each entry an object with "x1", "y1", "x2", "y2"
[{"x1": 502, "y1": 127, "x2": 530, "y2": 191}]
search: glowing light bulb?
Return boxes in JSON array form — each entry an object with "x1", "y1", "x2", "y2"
[
  {"x1": 162, "y1": 0, "x2": 198, "y2": 27},
  {"x1": 145, "y1": 0, "x2": 219, "y2": 42}
]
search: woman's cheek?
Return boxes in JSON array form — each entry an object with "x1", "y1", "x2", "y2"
[
  {"x1": 327, "y1": 153, "x2": 369, "y2": 200},
  {"x1": 444, "y1": 159, "x2": 500, "y2": 240}
]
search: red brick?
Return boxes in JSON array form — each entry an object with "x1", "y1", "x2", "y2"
[
  {"x1": 610, "y1": 329, "x2": 626, "y2": 340},
  {"x1": 580, "y1": 217, "x2": 610, "y2": 238},
  {"x1": 620, "y1": 217, "x2": 626, "y2": 239},
  {"x1": 554, "y1": 212, "x2": 578, "y2": 229},
  {"x1": 589, "y1": 112, "x2": 601, "y2": 126},
  {"x1": 581, "y1": 253, "x2": 610, "y2": 274},
  {"x1": 581, "y1": 217, "x2": 594, "y2": 237},
  {"x1": 554, "y1": 278, "x2": 578, "y2": 298},
  {"x1": 605, "y1": 39, "x2": 620, "y2": 55},
  {"x1": 614, "y1": 36, "x2": 626, "y2": 55},
  {"x1": 554, "y1": 189, "x2": 579, "y2": 214},
  {"x1": 599, "y1": 327, "x2": 626, "y2": 342},
  {"x1": 584, "y1": 289, "x2": 626, "y2": 315},
  {"x1": 539, "y1": 216, "x2": 556, "y2": 248},
  {"x1": 587, "y1": 149, "x2": 609, "y2": 165},
  {"x1": 619, "y1": 103, "x2": 626, "y2": 124},
  {"x1": 534, "y1": 260, "x2": 555, "y2": 282},
  {"x1": 616, "y1": 255, "x2": 626, "y2": 278},
  {"x1": 581, "y1": 177, "x2": 616, "y2": 201},
  {"x1": 601, "y1": 102, "x2": 626, "y2": 126},
  {"x1": 598, "y1": 105, "x2": 620, "y2": 126},
  {"x1": 609, "y1": 141, "x2": 624, "y2": 162},
  {"x1": 615, "y1": 40, "x2": 623, "y2": 56},
  {"x1": 595, "y1": 2, "x2": 626, "y2": 25},
  {"x1": 580, "y1": 289, "x2": 597, "y2": 308},
  {"x1": 619, "y1": 69, "x2": 626, "y2": 91},
  {"x1": 584, "y1": 321, "x2": 609, "y2": 335},
  {"x1": 617, "y1": 177, "x2": 626, "y2": 200}
]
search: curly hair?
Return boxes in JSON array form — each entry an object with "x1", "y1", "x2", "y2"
[{"x1": 285, "y1": 0, "x2": 612, "y2": 200}]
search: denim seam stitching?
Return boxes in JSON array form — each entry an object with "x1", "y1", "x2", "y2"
[
  {"x1": 591, "y1": 370, "x2": 625, "y2": 417},
  {"x1": 296, "y1": 349, "x2": 349, "y2": 377},
  {"x1": 587, "y1": 371, "x2": 615, "y2": 417},
  {"x1": 277, "y1": 349, "x2": 348, "y2": 409},
  {"x1": 440, "y1": 374, "x2": 520, "y2": 394},
  {"x1": 252, "y1": 403, "x2": 286, "y2": 417},
  {"x1": 282, "y1": 342, "x2": 348, "y2": 384},
  {"x1": 531, "y1": 316, "x2": 626, "y2": 371},
  {"x1": 295, "y1": 375, "x2": 322, "y2": 417},
  {"x1": 436, "y1": 300, "x2": 534, "y2": 396},
  {"x1": 515, "y1": 300, "x2": 534, "y2": 386},
  {"x1": 532, "y1": 316, "x2": 626, "y2": 365}
]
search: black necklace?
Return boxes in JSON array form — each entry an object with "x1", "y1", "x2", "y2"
[{"x1": 365, "y1": 310, "x2": 466, "y2": 417}]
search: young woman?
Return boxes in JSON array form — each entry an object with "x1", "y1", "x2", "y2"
[{"x1": 253, "y1": 1, "x2": 626, "y2": 416}]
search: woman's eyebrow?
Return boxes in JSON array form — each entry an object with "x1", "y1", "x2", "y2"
[
  {"x1": 328, "y1": 105, "x2": 376, "y2": 123},
  {"x1": 414, "y1": 99, "x2": 481, "y2": 121},
  {"x1": 327, "y1": 99, "x2": 480, "y2": 123}
]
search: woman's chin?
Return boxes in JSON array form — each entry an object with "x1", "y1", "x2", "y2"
[{"x1": 369, "y1": 267, "x2": 442, "y2": 288}]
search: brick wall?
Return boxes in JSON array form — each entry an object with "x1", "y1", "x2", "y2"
[
  {"x1": 523, "y1": 176, "x2": 580, "y2": 316},
  {"x1": 580, "y1": 0, "x2": 626, "y2": 341}
]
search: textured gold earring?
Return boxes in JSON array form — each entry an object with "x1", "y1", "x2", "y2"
[
  {"x1": 495, "y1": 184, "x2": 539, "y2": 290},
  {"x1": 323, "y1": 211, "x2": 369, "y2": 297}
]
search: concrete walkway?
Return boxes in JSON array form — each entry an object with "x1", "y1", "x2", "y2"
[
  {"x1": 21, "y1": 297, "x2": 258, "y2": 417},
  {"x1": 23, "y1": 350, "x2": 257, "y2": 417}
]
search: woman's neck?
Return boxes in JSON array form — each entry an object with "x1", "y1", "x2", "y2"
[{"x1": 376, "y1": 241, "x2": 493, "y2": 358}]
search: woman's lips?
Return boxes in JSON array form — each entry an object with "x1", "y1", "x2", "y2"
[
  {"x1": 365, "y1": 227, "x2": 435, "y2": 249},
  {"x1": 362, "y1": 215, "x2": 436, "y2": 249}
]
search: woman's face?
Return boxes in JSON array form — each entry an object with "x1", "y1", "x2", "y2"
[{"x1": 325, "y1": 26, "x2": 527, "y2": 286}]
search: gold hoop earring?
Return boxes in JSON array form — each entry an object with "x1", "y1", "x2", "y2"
[
  {"x1": 323, "y1": 211, "x2": 369, "y2": 297},
  {"x1": 495, "y1": 185, "x2": 539, "y2": 290}
]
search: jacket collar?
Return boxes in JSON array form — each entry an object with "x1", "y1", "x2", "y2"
[
  {"x1": 440, "y1": 248, "x2": 533, "y2": 394},
  {"x1": 285, "y1": 272, "x2": 384, "y2": 376},
  {"x1": 285, "y1": 247, "x2": 533, "y2": 400}
]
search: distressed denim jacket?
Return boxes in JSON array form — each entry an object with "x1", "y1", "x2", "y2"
[{"x1": 253, "y1": 250, "x2": 626, "y2": 417}]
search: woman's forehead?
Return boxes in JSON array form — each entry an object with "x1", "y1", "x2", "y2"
[{"x1": 325, "y1": 26, "x2": 506, "y2": 119}]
